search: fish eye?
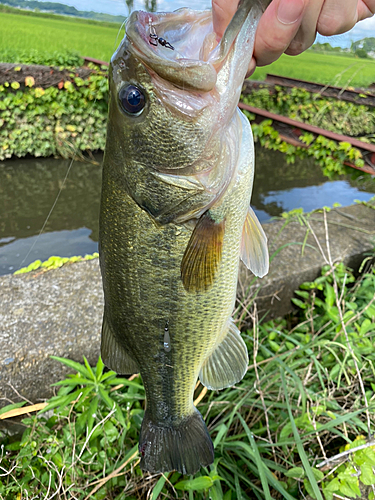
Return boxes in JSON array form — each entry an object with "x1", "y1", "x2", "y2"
[{"x1": 119, "y1": 85, "x2": 146, "y2": 115}]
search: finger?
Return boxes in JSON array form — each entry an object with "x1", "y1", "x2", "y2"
[
  {"x1": 317, "y1": 0, "x2": 358, "y2": 36},
  {"x1": 246, "y1": 57, "x2": 257, "y2": 78},
  {"x1": 212, "y1": 0, "x2": 238, "y2": 39},
  {"x1": 285, "y1": 0, "x2": 325, "y2": 55},
  {"x1": 357, "y1": 0, "x2": 375, "y2": 20},
  {"x1": 253, "y1": 0, "x2": 307, "y2": 67}
]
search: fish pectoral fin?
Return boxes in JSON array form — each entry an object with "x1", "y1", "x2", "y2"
[
  {"x1": 181, "y1": 210, "x2": 225, "y2": 292},
  {"x1": 199, "y1": 318, "x2": 248, "y2": 390},
  {"x1": 101, "y1": 314, "x2": 139, "y2": 375},
  {"x1": 240, "y1": 206, "x2": 269, "y2": 278}
]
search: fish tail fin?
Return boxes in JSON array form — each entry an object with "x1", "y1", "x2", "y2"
[{"x1": 139, "y1": 409, "x2": 214, "y2": 475}]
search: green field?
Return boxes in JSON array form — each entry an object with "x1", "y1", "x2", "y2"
[
  {"x1": 251, "y1": 50, "x2": 375, "y2": 88},
  {"x1": 1, "y1": 9, "x2": 375, "y2": 86},
  {"x1": 0, "y1": 11, "x2": 123, "y2": 61}
]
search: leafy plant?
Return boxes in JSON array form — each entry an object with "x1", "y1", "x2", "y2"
[
  {"x1": 241, "y1": 85, "x2": 374, "y2": 176},
  {"x1": 14, "y1": 252, "x2": 99, "y2": 275},
  {"x1": 2, "y1": 243, "x2": 375, "y2": 499},
  {"x1": 245, "y1": 112, "x2": 366, "y2": 177},
  {"x1": 0, "y1": 70, "x2": 108, "y2": 160},
  {"x1": 0, "y1": 48, "x2": 84, "y2": 67},
  {"x1": 0, "y1": 357, "x2": 144, "y2": 499},
  {"x1": 242, "y1": 86, "x2": 375, "y2": 141}
]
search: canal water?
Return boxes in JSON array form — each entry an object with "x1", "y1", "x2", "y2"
[{"x1": 1, "y1": 146, "x2": 374, "y2": 275}]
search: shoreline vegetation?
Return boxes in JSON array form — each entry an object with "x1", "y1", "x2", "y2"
[
  {"x1": 1, "y1": 59, "x2": 373, "y2": 178},
  {"x1": 1, "y1": 206, "x2": 375, "y2": 499}
]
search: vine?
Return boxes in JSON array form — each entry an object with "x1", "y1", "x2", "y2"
[
  {"x1": 245, "y1": 112, "x2": 365, "y2": 178},
  {"x1": 0, "y1": 66, "x2": 372, "y2": 179},
  {"x1": 242, "y1": 86, "x2": 375, "y2": 142},
  {"x1": 0, "y1": 71, "x2": 108, "y2": 160}
]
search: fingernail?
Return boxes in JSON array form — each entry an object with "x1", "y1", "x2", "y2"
[{"x1": 277, "y1": 0, "x2": 305, "y2": 25}]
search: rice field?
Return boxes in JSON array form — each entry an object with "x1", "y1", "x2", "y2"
[
  {"x1": 1, "y1": 9, "x2": 375, "y2": 87},
  {"x1": 0, "y1": 11, "x2": 124, "y2": 62},
  {"x1": 251, "y1": 50, "x2": 375, "y2": 88}
]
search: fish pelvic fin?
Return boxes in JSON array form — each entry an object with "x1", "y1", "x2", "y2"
[
  {"x1": 181, "y1": 210, "x2": 225, "y2": 293},
  {"x1": 139, "y1": 408, "x2": 214, "y2": 474},
  {"x1": 199, "y1": 318, "x2": 248, "y2": 390},
  {"x1": 101, "y1": 314, "x2": 139, "y2": 375},
  {"x1": 241, "y1": 206, "x2": 269, "y2": 278}
]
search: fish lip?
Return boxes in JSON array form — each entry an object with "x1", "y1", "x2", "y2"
[
  {"x1": 124, "y1": 10, "x2": 218, "y2": 92},
  {"x1": 126, "y1": 10, "x2": 155, "y2": 50}
]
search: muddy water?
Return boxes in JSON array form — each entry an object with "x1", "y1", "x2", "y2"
[{"x1": 1, "y1": 147, "x2": 374, "y2": 275}]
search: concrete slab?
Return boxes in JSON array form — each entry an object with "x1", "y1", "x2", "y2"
[
  {"x1": 0, "y1": 260, "x2": 103, "y2": 408},
  {"x1": 240, "y1": 204, "x2": 375, "y2": 323},
  {"x1": 1, "y1": 204, "x2": 374, "y2": 410}
]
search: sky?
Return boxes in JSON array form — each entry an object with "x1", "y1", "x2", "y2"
[{"x1": 37, "y1": 0, "x2": 375, "y2": 48}]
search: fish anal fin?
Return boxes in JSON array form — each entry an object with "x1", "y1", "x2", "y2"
[
  {"x1": 181, "y1": 211, "x2": 225, "y2": 293},
  {"x1": 199, "y1": 318, "x2": 248, "y2": 390},
  {"x1": 241, "y1": 206, "x2": 269, "y2": 278},
  {"x1": 101, "y1": 314, "x2": 139, "y2": 375}
]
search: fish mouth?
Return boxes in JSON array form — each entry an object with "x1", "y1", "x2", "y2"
[{"x1": 125, "y1": 9, "x2": 219, "y2": 92}]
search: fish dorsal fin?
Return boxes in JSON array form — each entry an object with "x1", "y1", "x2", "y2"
[
  {"x1": 101, "y1": 313, "x2": 139, "y2": 375},
  {"x1": 199, "y1": 318, "x2": 248, "y2": 390},
  {"x1": 181, "y1": 211, "x2": 225, "y2": 293},
  {"x1": 241, "y1": 206, "x2": 269, "y2": 278}
]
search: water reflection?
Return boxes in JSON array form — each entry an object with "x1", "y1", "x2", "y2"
[
  {"x1": 0, "y1": 156, "x2": 101, "y2": 275},
  {"x1": 253, "y1": 147, "x2": 375, "y2": 221},
  {"x1": 0, "y1": 147, "x2": 374, "y2": 275}
]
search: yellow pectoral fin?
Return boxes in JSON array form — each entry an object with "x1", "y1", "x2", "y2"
[
  {"x1": 241, "y1": 206, "x2": 269, "y2": 278},
  {"x1": 181, "y1": 211, "x2": 225, "y2": 293}
]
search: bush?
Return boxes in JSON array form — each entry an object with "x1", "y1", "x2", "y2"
[{"x1": 0, "y1": 71, "x2": 108, "y2": 160}]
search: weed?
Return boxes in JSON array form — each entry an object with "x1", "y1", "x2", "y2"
[{"x1": 1, "y1": 231, "x2": 375, "y2": 498}]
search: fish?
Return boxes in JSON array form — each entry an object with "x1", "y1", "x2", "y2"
[{"x1": 99, "y1": 0, "x2": 270, "y2": 475}]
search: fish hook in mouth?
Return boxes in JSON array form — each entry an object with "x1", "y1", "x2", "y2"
[
  {"x1": 148, "y1": 18, "x2": 175, "y2": 50},
  {"x1": 125, "y1": 9, "x2": 218, "y2": 92}
]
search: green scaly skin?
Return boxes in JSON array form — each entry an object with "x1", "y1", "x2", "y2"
[
  {"x1": 100, "y1": 111, "x2": 253, "y2": 424},
  {"x1": 99, "y1": 0, "x2": 271, "y2": 473}
]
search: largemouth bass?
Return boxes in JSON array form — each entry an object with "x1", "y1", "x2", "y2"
[{"x1": 99, "y1": 0, "x2": 270, "y2": 475}]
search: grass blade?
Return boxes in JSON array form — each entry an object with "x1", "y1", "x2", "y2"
[
  {"x1": 151, "y1": 474, "x2": 168, "y2": 500},
  {"x1": 237, "y1": 414, "x2": 272, "y2": 500},
  {"x1": 50, "y1": 355, "x2": 91, "y2": 378},
  {"x1": 280, "y1": 369, "x2": 324, "y2": 500}
]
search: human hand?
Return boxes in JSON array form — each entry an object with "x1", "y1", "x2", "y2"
[{"x1": 212, "y1": 0, "x2": 375, "y2": 75}]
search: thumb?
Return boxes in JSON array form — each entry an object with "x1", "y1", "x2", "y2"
[{"x1": 212, "y1": 0, "x2": 239, "y2": 39}]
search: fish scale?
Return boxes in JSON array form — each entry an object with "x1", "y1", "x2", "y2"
[{"x1": 99, "y1": 0, "x2": 271, "y2": 475}]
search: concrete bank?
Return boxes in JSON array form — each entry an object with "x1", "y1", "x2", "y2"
[{"x1": 1, "y1": 204, "x2": 374, "y2": 409}]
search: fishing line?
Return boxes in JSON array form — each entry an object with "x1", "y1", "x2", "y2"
[
  {"x1": 18, "y1": 20, "x2": 125, "y2": 270},
  {"x1": 114, "y1": 19, "x2": 127, "y2": 52},
  {"x1": 19, "y1": 156, "x2": 75, "y2": 268}
]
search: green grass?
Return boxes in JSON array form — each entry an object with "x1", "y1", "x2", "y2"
[
  {"x1": 0, "y1": 11, "x2": 123, "y2": 61},
  {"x1": 1, "y1": 8, "x2": 375, "y2": 87},
  {"x1": 251, "y1": 51, "x2": 375, "y2": 88},
  {"x1": 1, "y1": 206, "x2": 375, "y2": 499}
]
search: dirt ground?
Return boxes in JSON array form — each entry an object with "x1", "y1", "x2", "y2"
[{"x1": 0, "y1": 62, "x2": 93, "y2": 88}]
